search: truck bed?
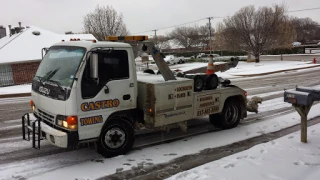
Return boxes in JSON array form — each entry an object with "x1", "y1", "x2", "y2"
[{"x1": 137, "y1": 73, "x2": 246, "y2": 128}]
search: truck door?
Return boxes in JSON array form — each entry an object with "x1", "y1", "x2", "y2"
[{"x1": 77, "y1": 48, "x2": 136, "y2": 140}]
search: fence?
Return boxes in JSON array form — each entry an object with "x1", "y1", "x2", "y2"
[
  {"x1": 0, "y1": 64, "x2": 14, "y2": 87},
  {"x1": 0, "y1": 64, "x2": 38, "y2": 87}
]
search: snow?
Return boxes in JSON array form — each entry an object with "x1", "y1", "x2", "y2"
[
  {"x1": 0, "y1": 84, "x2": 31, "y2": 95},
  {"x1": 1, "y1": 103, "x2": 320, "y2": 180},
  {"x1": 0, "y1": 26, "x2": 96, "y2": 64},
  {"x1": 167, "y1": 123, "x2": 320, "y2": 180},
  {"x1": 144, "y1": 60, "x2": 320, "y2": 79}
]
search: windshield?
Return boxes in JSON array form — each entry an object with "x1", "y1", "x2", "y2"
[{"x1": 35, "y1": 46, "x2": 86, "y2": 87}]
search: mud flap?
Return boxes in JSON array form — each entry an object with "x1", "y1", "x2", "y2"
[{"x1": 22, "y1": 113, "x2": 43, "y2": 149}]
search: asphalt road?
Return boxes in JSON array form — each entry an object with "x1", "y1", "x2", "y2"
[{"x1": 1, "y1": 66, "x2": 320, "y2": 177}]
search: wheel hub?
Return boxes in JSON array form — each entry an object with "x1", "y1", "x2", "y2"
[
  {"x1": 225, "y1": 105, "x2": 238, "y2": 124},
  {"x1": 105, "y1": 128, "x2": 126, "y2": 149}
]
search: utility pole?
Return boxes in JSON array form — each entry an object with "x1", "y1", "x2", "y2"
[
  {"x1": 152, "y1": 29, "x2": 157, "y2": 46},
  {"x1": 208, "y1": 17, "x2": 213, "y2": 55}
]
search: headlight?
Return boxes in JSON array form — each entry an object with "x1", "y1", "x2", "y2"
[{"x1": 56, "y1": 115, "x2": 78, "y2": 130}]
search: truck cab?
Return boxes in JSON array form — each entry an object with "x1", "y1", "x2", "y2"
[{"x1": 30, "y1": 40, "x2": 137, "y2": 150}]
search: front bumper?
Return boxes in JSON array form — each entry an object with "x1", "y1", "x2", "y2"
[{"x1": 22, "y1": 113, "x2": 79, "y2": 149}]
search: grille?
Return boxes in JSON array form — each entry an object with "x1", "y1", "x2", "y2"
[{"x1": 37, "y1": 109, "x2": 55, "y2": 124}]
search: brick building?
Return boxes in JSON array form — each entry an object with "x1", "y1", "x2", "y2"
[{"x1": 0, "y1": 24, "x2": 96, "y2": 87}]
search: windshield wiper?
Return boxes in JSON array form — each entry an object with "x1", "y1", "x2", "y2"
[
  {"x1": 41, "y1": 67, "x2": 60, "y2": 83},
  {"x1": 34, "y1": 75, "x2": 44, "y2": 85},
  {"x1": 46, "y1": 79, "x2": 64, "y2": 92}
]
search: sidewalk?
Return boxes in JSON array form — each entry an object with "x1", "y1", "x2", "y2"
[
  {"x1": 0, "y1": 84, "x2": 31, "y2": 98},
  {"x1": 1, "y1": 60, "x2": 320, "y2": 98}
]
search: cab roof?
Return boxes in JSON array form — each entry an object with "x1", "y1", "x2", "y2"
[{"x1": 52, "y1": 41, "x2": 132, "y2": 50}]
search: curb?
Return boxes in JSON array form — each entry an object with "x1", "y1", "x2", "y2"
[{"x1": 0, "y1": 93, "x2": 31, "y2": 99}]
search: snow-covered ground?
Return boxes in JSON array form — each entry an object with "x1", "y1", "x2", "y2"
[
  {"x1": 167, "y1": 123, "x2": 320, "y2": 180},
  {"x1": 1, "y1": 103, "x2": 320, "y2": 180},
  {"x1": 0, "y1": 84, "x2": 31, "y2": 95}
]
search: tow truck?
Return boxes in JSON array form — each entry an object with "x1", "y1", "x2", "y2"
[{"x1": 22, "y1": 36, "x2": 247, "y2": 157}]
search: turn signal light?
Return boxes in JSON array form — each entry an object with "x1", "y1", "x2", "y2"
[
  {"x1": 67, "y1": 116, "x2": 78, "y2": 125},
  {"x1": 30, "y1": 100, "x2": 34, "y2": 107}
]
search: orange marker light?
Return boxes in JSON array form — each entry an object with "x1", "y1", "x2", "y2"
[
  {"x1": 67, "y1": 116, "x2": 78, "y2": 125},
  {"x1": 92, "y1": 40, "x2": 97, "y2": 43},
  {"x1": 30, "y1": 100, "x2": 34, "y2": 107},
  {"x1": 244, "y1": 91, "x2": 247, "y2": 97}
]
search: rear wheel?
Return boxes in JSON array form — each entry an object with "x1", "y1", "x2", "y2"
[
  {"x1": 206, "y1": 74, "x2": 219, "y2": 90},
  {"x1": 97, "y1": 118, "x2": 135, "y2": 158},
  {"x1": 193, "y1": 75, "x2": 204, "y2": 92},
  {"x1": 209, "y1": 100, "x2": 240, "y2": 129}
]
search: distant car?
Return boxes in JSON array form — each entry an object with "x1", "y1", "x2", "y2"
[
  {"x1": 135, "y1": 55, "x2": 155, "y2": 65},
  {"x1": 164, "y1": 55, "x2": 185, "y2": 65},
  {"x1": 292, "y1": 42, "x2": 301, "y2": 47}
]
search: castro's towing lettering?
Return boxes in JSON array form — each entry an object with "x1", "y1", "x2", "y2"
[
  {"x1": 197, "y1": 106, "x2": 219, "y2": 116},
  {"x1": 164, "y1": 111, "x2": 186, "y2": 118},
  {"x1": 81, "y1": 99, "x2": 120, "y2": 112},
  {"x1": 80, "y1": 115, "x2": 103, "y2": 126},
  {"x1": 177, "y1": 86, "x2": 192, "y2": 92}
]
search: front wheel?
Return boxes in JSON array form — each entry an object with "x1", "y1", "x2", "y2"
[
  {"x1": 209, "y1": 100, "x2": 240, "y2": 129},
  {"x1": 97, "y1": 118, "x2": 135, "y2": 158}
]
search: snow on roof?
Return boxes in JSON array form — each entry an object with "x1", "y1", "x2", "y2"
[{"x1": 0, "y1": 26, "x2": 96, "y2": 64}]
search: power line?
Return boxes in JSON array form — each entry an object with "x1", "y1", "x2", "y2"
[
  {"x1": 132, "y1": 16, "x2": 224, "y2": 35},
  {"x1": 288, "y1": 7, "x2": 320, "y2": 12}
]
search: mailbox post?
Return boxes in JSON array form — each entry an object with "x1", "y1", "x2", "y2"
[{"x1": 284, "y1": 86, "x2": 320, "y2": 143}]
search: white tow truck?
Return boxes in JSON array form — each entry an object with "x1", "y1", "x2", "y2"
[{"x1": 22, "y1": 36, "x2": 247, "y2": 157}]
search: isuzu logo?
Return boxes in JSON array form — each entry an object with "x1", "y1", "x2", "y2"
[{"x1": 39, "y1": 86, "x2": 50, "y2": 95}]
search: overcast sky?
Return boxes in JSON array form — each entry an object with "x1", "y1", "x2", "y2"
[{"x1": 1, "y1": 0, "x2": 320, "y2": 36}]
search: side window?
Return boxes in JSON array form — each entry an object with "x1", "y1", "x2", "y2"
[
  {"x1": 98, "y1": 50, "x2": 129, "y2": 85},
  {"x1": 81, "y1": 50, "x2": 130, "y2": 99}
]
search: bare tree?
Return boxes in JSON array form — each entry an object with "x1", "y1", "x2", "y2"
[
  {"x1": 291, "y1": 17, "x2": 320, "y2": 44},
  {"x1": 150, "y1": 35, "x2": 171, "y2": 50},
  {"x1": 216, "y1": 5, "x2": 296, "y2": 62},
  {"x1": 83, "y1": 5, "x2": 129, "y2": 41},
  {"x1": 169, "y1": 26, "x2": 200, "y2": 49},
  {"x1": 198, "y1": 23, "x2": 215, "y2": 50}
]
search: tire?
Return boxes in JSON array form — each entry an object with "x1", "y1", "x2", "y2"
[
  {"x1": 179, "y1": 59, "x2": 183, "y2": 64},
  {"x1": 193, "y1": 75, "x2": 204, "y2": 92},
  {"x1": 206, "y1": 74, "x2": 219, "y2": 90},
  {"x1": 143, "y1": 69, "x2": 155, "y2": 74},
  {"x1": 209, "y1": 100, "x2": 240, "y2": 129},
  {"x1": 157, "y1": 70, "x2": 161, "y2": 75},
  {"x1": 97, "y1": 119, "x2": 135, "y2": 158}
]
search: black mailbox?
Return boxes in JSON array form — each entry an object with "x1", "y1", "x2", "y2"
[
  {"x1": 296, "y1": 86, "x2": 320, "y2": 101},
  {"x1": 284, "y1": 90, "x2": 314, "y2": 106}
]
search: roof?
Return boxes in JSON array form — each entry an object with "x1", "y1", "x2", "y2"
[{"x1": 0, "y1": 26, "x2": 97, "y2": 64}]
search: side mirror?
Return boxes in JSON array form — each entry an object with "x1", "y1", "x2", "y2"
[{"x1": 90, "y1": 53, "x2": 98, "y2": 79}]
